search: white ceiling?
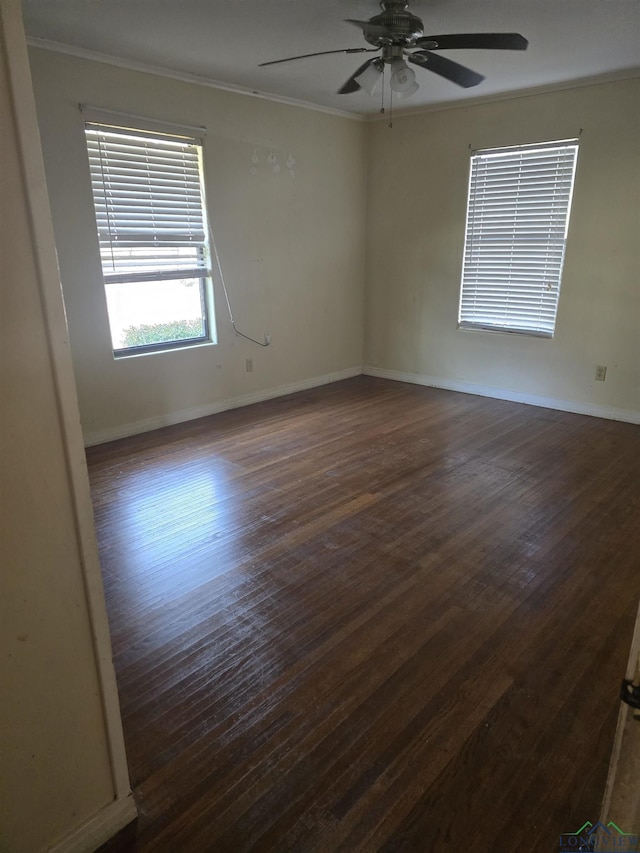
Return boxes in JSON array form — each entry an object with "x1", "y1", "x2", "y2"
[{"x1": 22, "y1": 0, "x2": 640, "y2": 117}]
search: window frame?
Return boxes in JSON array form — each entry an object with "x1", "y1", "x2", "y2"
[
  {"x1": 84, "y1": 121, "x2": 216, "y2": 357},
  {"x1": 458, "y1": 138, "x2": 579, "y2": 338}
]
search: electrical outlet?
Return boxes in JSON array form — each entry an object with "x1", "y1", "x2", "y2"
[
  {"x1": 245, "y1": 358, "x2": 253, "y2": 373},
  {"x1": 595, "y1": 365, "x2": 607, "y2": 381}
]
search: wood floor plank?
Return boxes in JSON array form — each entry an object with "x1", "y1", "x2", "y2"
[{"x1": 91, "y1": 377, "x2": 640, "y2": 852}]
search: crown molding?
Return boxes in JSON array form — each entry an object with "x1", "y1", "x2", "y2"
[
  {"x1": 26, "y1": 37, "x2": 366, "y2": 122},
  {"x1": 368, "y1": 67, "x2": 640, "y2": 121},
  {"x1": 24, "y1": 37, "x2": 640, "y2": 125}
]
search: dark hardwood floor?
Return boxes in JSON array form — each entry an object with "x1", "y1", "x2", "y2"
[{"x1": 90, "y1": 376, "x2": 640, "y2": 852}]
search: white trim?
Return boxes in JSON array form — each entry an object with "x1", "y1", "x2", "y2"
[
  {"x1": 85, "y1": 363, "x2": 640, "y2": 445},
  {"x1": 26, "y1": 37, "x2": 366, "y2": 122},
  {"x1": 23, "y1": 36, "x2": 640, "y2": 123},
  {"x1": 84, "y1": 366, "x2": 363, "y2": 445},
  {"x1": 599, "y1": 597, "x2": 640, "y2": 837},
  {"x1": 368, "y1": 67, "x2": 640, "y2": 121},
  {"x1": 4, "y1": 0, "x2": 133, "y2": 808},
  {"x1": 363, "y1": 366, "x2": 640, "y2": 425},
  {"x1": 47, "y1": 795, "x2": 137, "y2": 853}
]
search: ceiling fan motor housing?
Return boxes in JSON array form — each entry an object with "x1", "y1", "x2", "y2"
[{"x1": 366, "y1": 0, "x2": 424, "y2": 45}]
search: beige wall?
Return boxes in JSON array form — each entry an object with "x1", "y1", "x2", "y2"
[
  {"x1": 28, "y1": 48, "x2": 367, "y2": 444},
  {"x1": 365, "y1": 79, "x2": 640, "y2": 418},
  {"x1": 0, "y1": 2, "x2": 132, "y2": 850},
  {"x1": 29, "y1": 52, "x2": 639, "y2": 439}
]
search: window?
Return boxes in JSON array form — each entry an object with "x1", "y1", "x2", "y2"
[
  {"x1": 459, "y1": 139, "x2": 579, "y2": 337},
  {"x1": 85, "y1": 122, "x2": 215, "y2": 355}
]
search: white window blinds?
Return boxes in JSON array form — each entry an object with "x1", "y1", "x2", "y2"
[
  {"x1": 85, "y1": 123, "x2": 211, "y2": 284},
  {"x1": 459, "y1": 139, "x2": 579, "y2": 337}
]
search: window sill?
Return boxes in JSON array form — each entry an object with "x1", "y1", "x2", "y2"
[{"x1": 113, "y1": 338, "x2": 217, "y2": 360}]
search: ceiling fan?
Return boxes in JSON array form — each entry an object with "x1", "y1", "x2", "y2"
[{"x1": 259, "y1": 0, "x2": 528, "y2": 99}]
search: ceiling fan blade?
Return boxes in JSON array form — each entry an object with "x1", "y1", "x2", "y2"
[
  {"x1": 338, "y1": 57, "x2": 380, "y2": 94},
  {"x1": 259, "y1": 47, "x2": 373, "y2": 67},
  {"x1": 345, "y1": 19, "x2": 393, "y2": 41},
  {"x1": 409, "y1": 51, "x2": 484, "y2": 88},
  {"x1": 417, "y1": 33, "x2": 529, "y2": 51}
]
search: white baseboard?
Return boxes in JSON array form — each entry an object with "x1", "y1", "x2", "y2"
[
  {"x1": 84, "y1": 366, "x2": 363, "y2": 446},
  {"x1": 363, "y1": 366, "x2": 640, "y2": 425},
  {"x1": 84, "y1": 364, "x2": 639, "y2": 445},
  {"x1": 47, "y1": 794, "x2": 136, "y2": 853}
]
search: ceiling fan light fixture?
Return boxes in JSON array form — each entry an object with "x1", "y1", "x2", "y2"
[
  {"x1": 394, "y1": 79, "x2": 419, "y2": 99},
  {"x1": 355, "y1": 60, "x2": 384, "y2": 96},
  {"x1": 390, "y1": 58, "x2": 417, "y2": 94}
]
